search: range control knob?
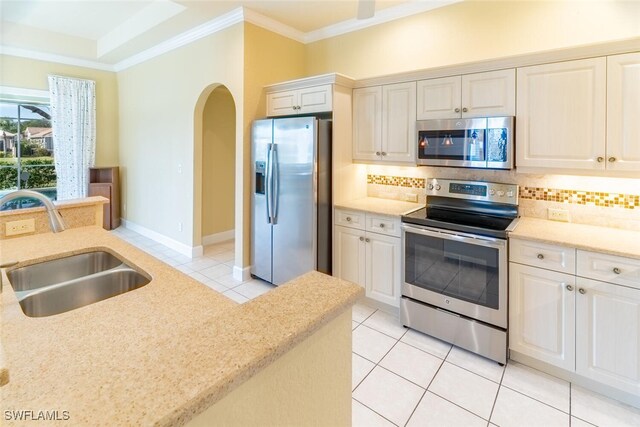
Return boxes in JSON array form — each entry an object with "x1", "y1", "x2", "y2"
[
  {"x1": 435, "y1": 184, "x2": 442, "y2": 191},
  {"x1": 427, "y1": 183, "x2": 434, "y2": 190},
  {"x1": 507, "y1": 191, "x2": 514, "y2": 198},
  {"x1": 497, "y1": 190, "x2": 505, "y2": 197},
  {"x1": 489, "y1": 189, "x2": 496, "y2": 196}
]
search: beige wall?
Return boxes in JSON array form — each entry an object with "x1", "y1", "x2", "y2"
[
  {"x1": 0, "y1": 55, "x2": 119, "y2": 166},
  {"x1": 305, "y1": 1, "x2": 640, "y2": 79},
  {"x1": 202, "y1": 86, "x2": 235, "y2": 237},
  {"x1": 117, "y1": 24, "x2": 244, "y2": 248},
  {"x1": 241, "y1": 23, "x2": 306, "y2": 265}
]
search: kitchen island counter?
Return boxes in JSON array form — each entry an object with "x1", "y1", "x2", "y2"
[{"x1": 0, "y1": 226, "x2": 362, "y2": 426}]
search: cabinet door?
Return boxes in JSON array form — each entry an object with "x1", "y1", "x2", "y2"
[
  {"x1": 509, "y1": 263, "x2": 576, "y2": 370},
  {"x1": 461, "y1": 69, "x2": 515, "y2": 118},
  {"x1": 333, "y1": 225, "x2": 366, "y2": 288},
  {"x1": 366, "y1": 232, "x2": 401, "y2": 307},
  {"x1": 381, "y1": 82, "x2": 416, "y2": 164},
  {"x1": 516, "y1": 58, "x2": 606, "y2": 170},
  {"x1": 353, "y1": 86, "x2": 382, "y2": 161},
  {"x1": 298, "y1": 85, "x2": 333, "y2": 114},
  {"x1": 606, "y1": 52, "x2": 640, "y2": 171},
  {"x1": 576, "y1": 277, "x2": 640, "y2": 395},
  {"x1": 267, "y1": 90, "x2": 299, "y2": 116},
  {"x1": 416, "y1": 76, "x2": 461, "y2": 120}
]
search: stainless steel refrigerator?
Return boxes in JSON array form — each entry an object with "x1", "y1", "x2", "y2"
[{"x1": 251, "y1": 116, "x2": 332, "y2": 285}]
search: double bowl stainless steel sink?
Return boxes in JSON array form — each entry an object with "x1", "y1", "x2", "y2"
[{"x1": 6, "y1": 251, "x2": 150, "y2": 317}]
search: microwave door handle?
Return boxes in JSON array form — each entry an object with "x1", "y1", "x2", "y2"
[{"x1": 402, "y1": 224, "x2": 506, "y2": 250}]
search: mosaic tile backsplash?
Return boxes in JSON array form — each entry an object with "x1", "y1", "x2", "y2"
[
  {"x1": 367, "y1": 174, "x2": 640, "y2": 210},
  {"x1": 519, "y1": 188, "x2": 640, "y2": 210}
]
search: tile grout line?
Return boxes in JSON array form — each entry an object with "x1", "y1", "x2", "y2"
[
  {"x1": 352, "y1": 396, "x2": 401, "y2": 427},
  {"x1": 487, "y1": 362, "x2": 507, "y2": 424},
  {"x1": 499, "y1": 383, "x2": 571, "y2": 416}
]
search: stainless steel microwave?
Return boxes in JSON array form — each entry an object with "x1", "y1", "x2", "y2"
[{"x1": 417, "y1": 117, "x2": 514, "y2": 169}]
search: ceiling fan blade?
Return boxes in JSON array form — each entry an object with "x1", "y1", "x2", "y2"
[{"x1": 357, "y1": 0, "x2": 376, "y2": 20}]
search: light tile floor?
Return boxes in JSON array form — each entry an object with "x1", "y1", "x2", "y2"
[{"x1": 112, "y1": 227, "x2": 640, "y2": 427}]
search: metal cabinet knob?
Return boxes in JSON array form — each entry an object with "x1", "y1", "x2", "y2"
[
  {"x1": 537, "y1": 253, "x2": 544, "y2": 260},
  {"x1": 597, "y1": 157, "x2": 604, "y2": 162},
  {"x1": 381, "y1": 152, "x2": 387, "y2": 156},
  {"x1": 579, "y1": 288, "x2": 586, "y2": 294},
  {"x1": 609, "y1": 157, "x2": 617, "y2": 163},
  {"x1": 379, "y1": 223, "x2": 385, "y2": 228},
  {"x1": 359, "y1": 236, "x2": 364, "y2": 241},
  {"x1": 566, "y1": 285, "x2": 573, "y2": 291},
  {"x1": 365, "y1": 238, "x2": 370, "y2": 243},
  {"x1": 454, "y1": 108, "x2": 460, "y2": 113},
  {"x1": 346, "y1": 217, "x2": 352, "y2": 222},
  {"x1": 613, "y1": 267, "x2": 621, "y2": 274},
  {"x1": 375, "y1": 151, "x2": 381, "y2": 156},
  {"x1": 462, "y1": 107, "x2": 468, "y2": 112}
]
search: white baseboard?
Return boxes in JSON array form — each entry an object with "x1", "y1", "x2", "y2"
[
  {"x1": 202, "y1": 229, "x2": 234, "y2": 246},
  {"x1": 121, "y1": 219, "x2": 201, "y2": 258},
  {"x1": 233, "y1": 265, "x2": 252, "y2": 282}
]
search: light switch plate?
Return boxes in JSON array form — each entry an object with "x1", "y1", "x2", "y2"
[
  {"x1": 404, "y1": 193, "x2": 418, "y2": 202},
  {"x1": 6, "y1": 218, "x2": 36, "y2": 236}
]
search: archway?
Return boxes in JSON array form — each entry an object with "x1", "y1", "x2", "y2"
[{"x1": 193, "y1": 84, "x2": 236, "y2": 251}]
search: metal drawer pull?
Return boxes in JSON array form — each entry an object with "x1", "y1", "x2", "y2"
[
  {"x1": 608, "y1": 157, "x2": 617, "y2": 162},
  {"x1": 365, "y1": 238, "x2": 370, "y2": 243},
  {"x1": 597, "y1": 156, "x2": 604, "y2": 162},
  {"x1": 579, "y1": 288, "x2": 586, "y2": 295},
  {"x1": 346, "y1": 217, "x2": 352, "y2": 222},
  {"x1": 537, "y1": 253, "x2": 544, "y2": 260},
  {"x1": 454, "y1": 108, "x2": 460, "y2": 113},
  {"x1": 379, "y1": 223, "x2": 385, "y2": 228},
  {"x1": 566, "y1": 285, "x2": 573, "y2": 291},
  {"x1": 613, "y1": 267, "x2": 621, "y2": 274},
  {"x1": 462, "y1": 107, "x2": 468, "y2": 112},
  {"x1": 359, "y1": 236, "x2": 364, "y2": 241},
  {"x1": 375, "y1": 151, "x2": 381, "y2": 156}
]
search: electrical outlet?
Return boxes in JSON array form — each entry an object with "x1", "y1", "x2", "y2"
[
  {"x1": 6, "y1": 218, "x2": 36, "y2": 236},
  {"x1": 404, "y1": 193, "x2": 418, "y2": 202},
  {"x1": 548, "y1": 208, "x2": 570, "y2": 222}
]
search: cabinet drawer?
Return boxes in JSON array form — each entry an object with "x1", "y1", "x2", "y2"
[
  {"x1": 366, "y1": 214, "x2": 401, "y2": 237},
  {"x1": 577, "y1": 250, "x2": 640, "y2": 290},
  {"x1": 510, "y1": 238, "x2": 576, "y2": 274},
  {"x1": 334, "y1": 209, "x2": 365, "y2": 230}
]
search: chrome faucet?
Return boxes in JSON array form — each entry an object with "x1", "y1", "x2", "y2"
[{"x1": 0, "y1": 190, "x2": 66, "y2": 233}]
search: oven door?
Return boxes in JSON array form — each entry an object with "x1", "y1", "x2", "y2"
[{"x1": 402, "y1": 224, "x2": 507, "y2": 328}]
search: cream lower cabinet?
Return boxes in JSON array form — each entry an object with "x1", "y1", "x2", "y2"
[
  {"x1": 509, "y1": 263, "x2": 576, "y2": 371},
  {"x1": 334, "y1": 209, "x2": 401, "y2": 307},
  {"x1": 510, "y1": 239, "x2": 640, "y2": 397}
]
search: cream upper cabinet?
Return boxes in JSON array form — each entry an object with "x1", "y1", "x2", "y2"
[
  {"x1": 417, "y1": 69, "x2": 515, "y2": 120},
  {"x1": 606, "y1": 52, "x2": 640, "y2": 171},
  {"x1": 267, "y1": 84, "x2": 332, "y2": 116},
  {"x1": 516, "y1": 58, "x2": 607, "y2": 170},
  {"x1": 353, "y1": 82, "x2": 416, "y2": 164},
  {"x1": 381, "y1": 82, "x2": 416, "y2": 163},
  {"x1": 352, "y1": 86, "x2": 382, "y2": 161}
]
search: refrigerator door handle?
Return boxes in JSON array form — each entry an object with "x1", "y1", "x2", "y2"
[
  {"x1": 272, "y1": 144, "x2": 280, "y2": 224},
  {"x1": 266, "y1": 143, "x2": 274, "y2": 224}
]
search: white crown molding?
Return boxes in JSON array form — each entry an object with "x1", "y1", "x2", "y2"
[
  {"x1": 242, "y1": 8, "x2": 306, "y2": 43},
  {"x1": 0, "y1": 45, "x2": 115, "y2": 72},
  {"x1": 113, "y1": 7, "x2": 244, "y2": 72},
  {"x1": 0, "y1": 85, "x2": 50, "y2": 102},
  {"x1": 303, "y1": 0, "x2": 461, "y2": 43}
]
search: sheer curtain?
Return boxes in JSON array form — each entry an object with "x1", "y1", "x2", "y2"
[{"x1": 48, "y1": 75, "x2": 96, "y2": 200}]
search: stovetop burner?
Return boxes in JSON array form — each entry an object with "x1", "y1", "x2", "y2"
[{"x1": 401, "y1": 178, "x2": 520, "y2": 239}]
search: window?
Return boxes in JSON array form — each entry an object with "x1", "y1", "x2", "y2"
[{"x1": 0, "y1": 101, "x2": 56, "y2": 208}]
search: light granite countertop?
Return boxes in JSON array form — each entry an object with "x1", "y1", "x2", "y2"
[
  {"x1": 335, "y1": 197, "x2": 422, "y2": 217},
  {"x1": 510, "y1": 217, "x2": 640, "y2": 260},
  {"x1": 0, "y1": 227, "x2": 362, "y2": 426}
]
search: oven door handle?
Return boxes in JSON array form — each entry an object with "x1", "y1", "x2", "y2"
[{"x1": 402, "y1": 224, "x2": 506, "y2": 250}]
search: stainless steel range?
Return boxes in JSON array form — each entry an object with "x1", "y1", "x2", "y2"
[{"x1": 400, "y1": 178, "x2": 519, "y2": 364}]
